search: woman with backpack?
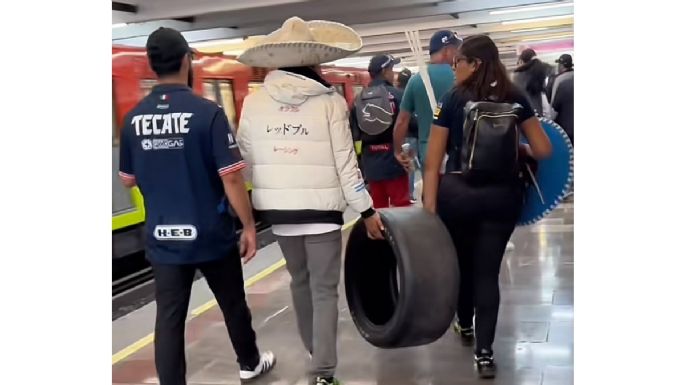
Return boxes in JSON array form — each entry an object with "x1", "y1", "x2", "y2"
[{"x1": 422, "y1": 35, "x2": 552, "y2": 379}]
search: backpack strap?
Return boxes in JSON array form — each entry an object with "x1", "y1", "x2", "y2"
[{"x1": 406, "y1": 30, "x2": 437, "y2": 112}]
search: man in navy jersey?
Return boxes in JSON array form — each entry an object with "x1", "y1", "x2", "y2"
[{"x1": 117, "y1": 27, "x2": 275, "y2": 385}]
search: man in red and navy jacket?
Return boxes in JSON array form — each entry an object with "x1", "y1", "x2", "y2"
[{"x1": 349, "y1": 54, "x2": 411, "y2": 208}]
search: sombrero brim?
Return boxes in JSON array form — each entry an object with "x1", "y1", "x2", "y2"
[
  {"x1": 238, "y1": 41, "x2": 360, "y2": 67},
  {"x1": 237, "y1": 19, "x2": 362, "y2": 68}
]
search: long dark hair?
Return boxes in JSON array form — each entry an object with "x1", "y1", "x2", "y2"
[
  {"x1": 280, "y1": 66, "x2": 332, "y2": 88},
  {"x1": 457, "y1": 35, "x2": 512, "y2": 102}
]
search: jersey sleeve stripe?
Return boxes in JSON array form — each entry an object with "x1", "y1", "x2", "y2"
[
  {"x1": 118, "y1": 171, "x2": 136, "y2": 180},
  {"x1": 218, "y1": 161, "x2": 246, "y2": 176}
]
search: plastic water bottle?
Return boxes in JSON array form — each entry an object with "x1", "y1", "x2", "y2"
[{"x1": 401, "y1": 143, "x2": 421, "y2": 171}]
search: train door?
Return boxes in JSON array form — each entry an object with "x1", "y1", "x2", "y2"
[
  {"x1": 112, "y1": 72, "x2": 146, "y2": 235},
  {"x1": 332, "y1": 83, "x2": 345, "y2": 96},
  {"x1": 202, "y1": 79, "x2": 239, "y2": 130},
  {"x1": 352, "y1": 84, "x2": 365, "y2": 99},
  {"x1": 112, "y1": 84, "x2": 135, "y2": 220}
]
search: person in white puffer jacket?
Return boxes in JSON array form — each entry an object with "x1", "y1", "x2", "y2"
[
  {"x1": 239, "y1": 68, "x2": 379, "y2": 229},
  {"x1": 236, "y1": 17, "x2": 384, "y2": 385}
]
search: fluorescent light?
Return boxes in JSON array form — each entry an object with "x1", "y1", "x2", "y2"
[
  {"x1": 491, "y1": 2, "x2": 573, "y2": 15},
  {"x1": 222, "y1": 50, "x2": 244, "y2": 56},
  {"x1": 510, "y1": 27, "x2": 550, "y2": 33},
  {"x1": 502, "y1": 14, "x2": 574, "y2": 25},
  {"x1": 337, "y1": 62, "x2": 370, "y2": 67},
  {"x1": 332, "y1": 56, "x2": 373, "y2": 65},
  {"x1": 521, "y1": 33, "x2": 574, "y2": 42},
  {"x1": 190, "y1": 38, "x2": 245, "y2": 48},
  {"x1": 112, "y1": 23, "x2": 128, "y2": 28}
]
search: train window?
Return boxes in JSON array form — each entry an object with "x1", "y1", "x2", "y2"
[
  {"x1": 333, "y1": 84, "x2": 344, "y2": 95},
  {"x1": 248, "y1": 82, "x2": 263, "y2": 94},
  {"x1": 140, "y1": 79, "x2": 157, "y2": 97},
  {"x1": 353, "y1": 85, "x2": 364, "y2": 98},
  {"x1": 218, "y1": 81, "x2": 238, "y2": 128}
]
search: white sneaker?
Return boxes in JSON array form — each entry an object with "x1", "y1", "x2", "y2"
[
  {"x1": 239, "y1": 351, "x2": 276, "y2": 381},
  {"x1": 506, "y1": 241, "x2": 515, "y2": 251}
]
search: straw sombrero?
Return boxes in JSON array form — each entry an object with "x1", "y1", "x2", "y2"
[{"x1": 237, "y1": 17, "x2": 363, "y2": 68}]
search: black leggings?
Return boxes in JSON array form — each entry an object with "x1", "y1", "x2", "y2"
[{"x1": 437, "y1": 174, "x2": 523, "y2": 353}]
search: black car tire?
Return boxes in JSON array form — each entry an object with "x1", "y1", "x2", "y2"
[{"x1": 345, "y1": 206, "x2": 459, "y2": 348}]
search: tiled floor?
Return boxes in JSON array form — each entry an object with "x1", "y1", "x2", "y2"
[{"x1": 112, "y1": 202, "x2": 573, "y2": 385}]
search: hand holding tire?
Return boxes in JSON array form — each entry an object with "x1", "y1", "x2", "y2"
[{"x1": 363, "y1": 212, "x2": 385, "y2": 240}]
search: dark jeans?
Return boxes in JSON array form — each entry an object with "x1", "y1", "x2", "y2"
[
  {"x1": 152, "y1": 247, "x2": 260, "y2": 385},
  {"x1": 437, "y1": 174, "x2": 523, "y2": 353}
]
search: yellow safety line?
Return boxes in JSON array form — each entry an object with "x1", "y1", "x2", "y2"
[
  {"x1": 111, "y1": 333, "x2": 155, "y2": 365},
  {"x1": 342, "y1": 216, "x2": 360, "y2": 231},
  {"x1": 112, "y1": 216, "x2": 360, "y2": 366},
  {"x1": 189, "y1": 257, "x2": 287, "y2": 317}
]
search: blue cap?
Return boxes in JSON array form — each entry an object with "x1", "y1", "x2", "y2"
[{"x1": 429, "y1": 30, "x2": 462, "y2": 55}]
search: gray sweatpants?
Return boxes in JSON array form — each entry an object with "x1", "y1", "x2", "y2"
[{"x1": 276, "y1": 230, "x2": 342, "y2": 378}]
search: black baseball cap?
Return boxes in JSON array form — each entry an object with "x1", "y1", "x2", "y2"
[
  {"x1": 556, "y1": 54, "x2": 573, "y2": 68},
  {"x1": 368, "y1": 54, "x2": 401, "y2": 75},
  {"x1": 429, "y1": 30, "x2": 462, "y2": 55},
  {"x1": 146, "y1": 27, "x2": 192, "y2": 76}
]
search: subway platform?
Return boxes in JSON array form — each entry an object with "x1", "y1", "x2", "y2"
[{"x1": 112, "y1": 201, "x2": 573, "y2": 385}]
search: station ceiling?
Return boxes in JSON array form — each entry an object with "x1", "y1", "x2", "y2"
[{"x1": 112, "y1": 0, "x2": 574, "y2": 69}]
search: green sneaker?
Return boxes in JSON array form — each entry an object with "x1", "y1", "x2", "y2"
[
  {"x1": 314, "y1": 376, "x2": 341, "y2": 385},
  {"x1": 453, "y1": 322, "x2": 475, "y2": 346}
]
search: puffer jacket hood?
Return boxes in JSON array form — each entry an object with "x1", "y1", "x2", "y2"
[{"x1": 264, "y1": 70, "x2": 335, "y2": 105}]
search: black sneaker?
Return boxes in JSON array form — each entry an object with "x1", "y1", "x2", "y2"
[
  {"x1": 453, "y1": 322, "x2": 475, "y2": 346},
  {"x1": 474, "y1": 349, "x2": 496, "y2": 379},
  {"x1": 239, "y1": 351, "x2": 276, "y2": 381},
  {"x1": 314, "y1": 376, "x2": 341, "y2": 385}
]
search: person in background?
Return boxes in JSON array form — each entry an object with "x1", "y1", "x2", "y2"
[
  {"x1": 550, "y1": 54, "x2": 574, "y2": 145},
  {"x1": 396, "y1": 68, "x2": 420, "y2": 203},
  {"x1": 394, "y1": 30, "x2": 462, "y2": 169},
  {"x1": 117, "y1": 27, "x2": 275, "y2": 385},
  {"x1": 422, "y1": 35, "x2": 552, "y2": 379},
  {"x1": 350, "y1": 54, "x2": 411, "y2": 208},
  {"x1": 512, "y1": 48, "x2": 552, "y2": 116},
  {"x1": 235, "y1": 17, "x2": 385, "y2": 385},
  {"x1": 396, "y1": 68, "x2": 412, "y2": 90},
  {"x1": 544, "y1": 63, "x2": 558, "y2": 103}
]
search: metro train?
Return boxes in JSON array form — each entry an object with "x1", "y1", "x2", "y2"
[{"x1": 112, "y1": 45, "x2": 372, "y2": 260}]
